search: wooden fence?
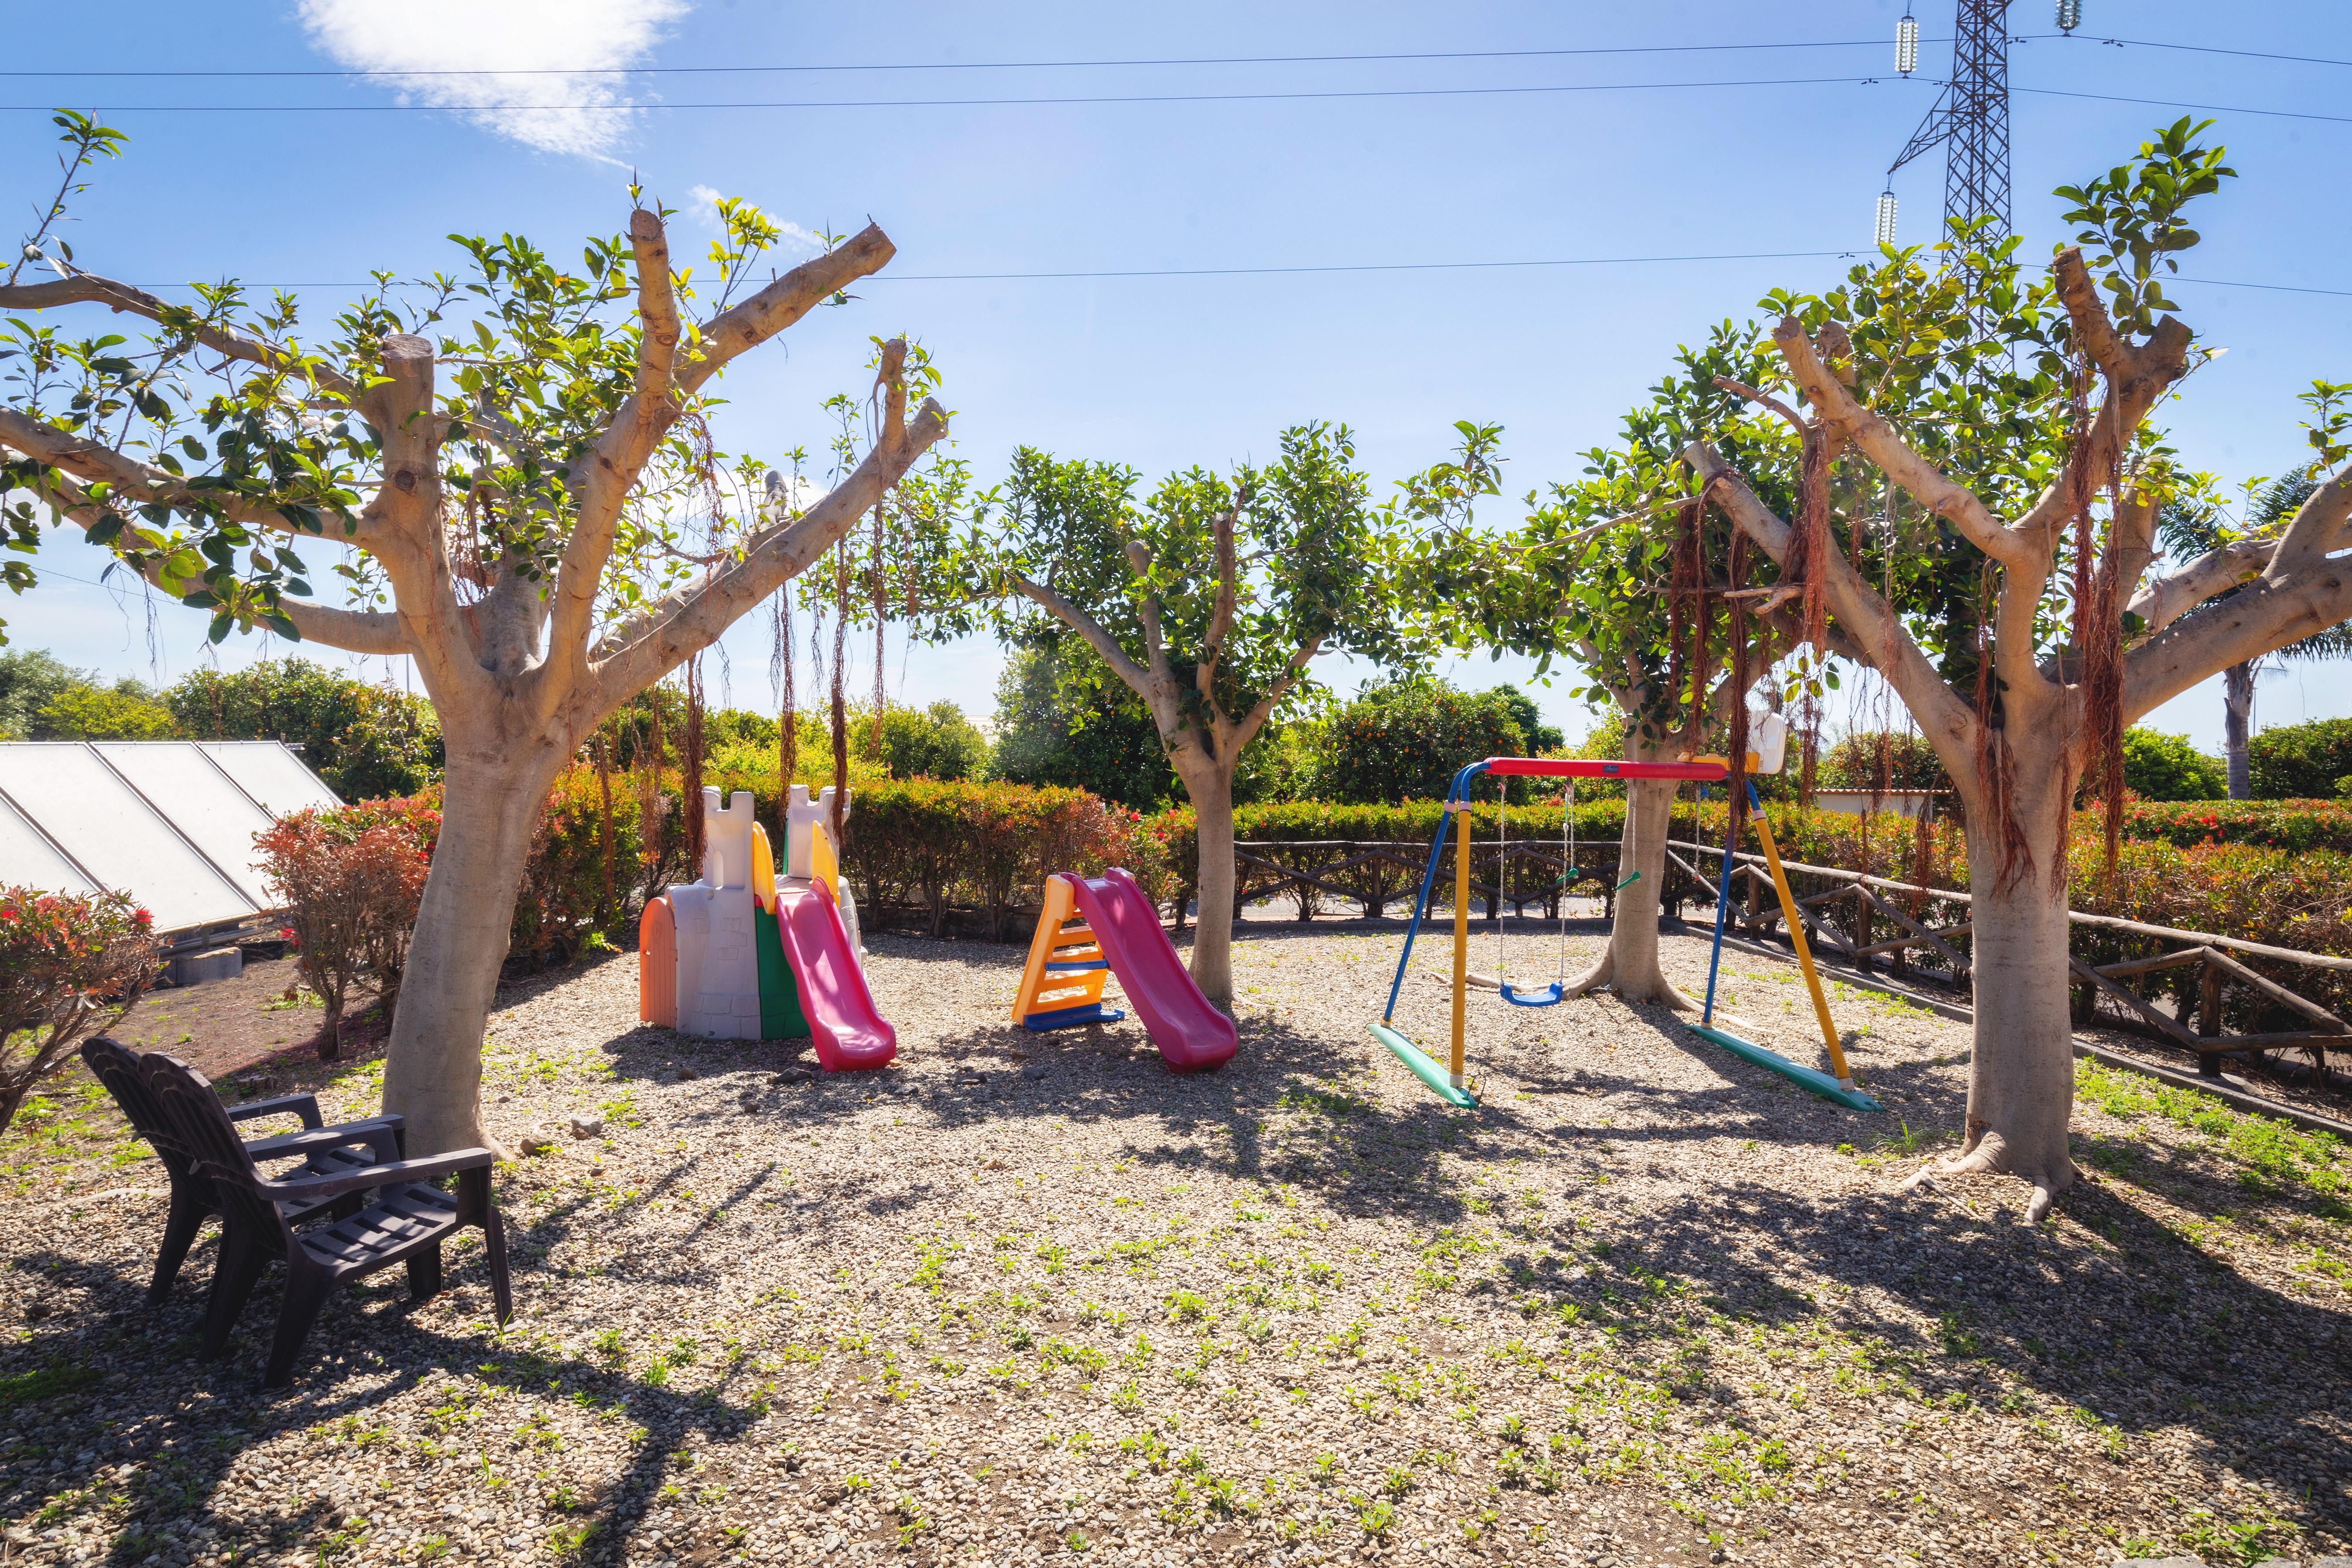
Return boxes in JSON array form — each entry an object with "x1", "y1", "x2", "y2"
[{"x1": 1221, "y1": 835, "x2": 2349, "y2": 1079}]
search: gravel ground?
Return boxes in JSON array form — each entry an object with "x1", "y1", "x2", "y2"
[{"x1": 3, "y1": 919, "x2": 2348, "y2": 1568}]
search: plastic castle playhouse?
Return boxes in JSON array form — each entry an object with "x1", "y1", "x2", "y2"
[{"x1": 638, "y1": 785, "x2": 896, "y2": 1071}]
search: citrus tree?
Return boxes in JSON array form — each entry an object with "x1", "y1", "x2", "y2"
[
  {"x1": 945, "y1": 423, "x2": 1446, "y2": 1004},
  {"x1": 1685, "y1": 122, "x2": 2352, "y2": 1218},
  {"x1": 0, "y1": 117, "x2": 949, "y2": 1154}
]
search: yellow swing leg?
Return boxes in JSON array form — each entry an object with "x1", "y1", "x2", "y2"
[{"x1": 1748, "y1": 808, "x2": 1857, "y2": 1091}]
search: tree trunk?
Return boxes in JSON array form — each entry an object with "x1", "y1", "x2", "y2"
[
  {"x1": 1176, "y1": 759, "x2": 1239, "y2": 1009},
  {"x1": 1565, "y1": 752, "x2": 1694, "y2": 1008},
  {"x1": 2222, "y1": 659, "x2": 2254, "y2": 800},
  {"x1": 380, "y1": 742, "x2": 566, "y2": 1156},
  {"x1": 1918, "y1": 729, "x2": 2081, "y2": 1222}
]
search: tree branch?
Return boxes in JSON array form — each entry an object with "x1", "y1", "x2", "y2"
[
  {"x1": 2126, "y1": 538, "x2": 2274, "y2": 638},
  {"x1": 547, "y1": 209, "x2": 688, "y2": 691},
  {"x1": 0, "y1": 273, "x2": 359, "y2": 400},
  {"x1": 1231, "y1": 633, "x2": 1325, "y2": 754},
  {"x1": 35, "y1": 475, "x2": 410, "y2": 655},
  {"x1": 2124, "y1": 564, "x2": 2352, "y2": 724},
  {"x1": 1197, "y1": 507, "x2": 1240, "y2": 733},
  {"x1": 676, "y1": 224, "x2": 900, "y2": 399},
  {"x1": 1768, "y1": 317, "x2": 2027, "y2": 568},
  {"x1": 1683, "y1": 440, "x2": 1979, "y2": 779},
  {"x1": 2266, "y1": 460, "x2": 2352, "y2": 577},
  {"x1": 1122, "y1": 539, "x2": 1177, "y2": 688},
  {"x1": 583, "y1": 400, "x2": 948, "y2": 724},
  {"x1": 0, "y1": 406, "x2": 372, "y2": 544}
]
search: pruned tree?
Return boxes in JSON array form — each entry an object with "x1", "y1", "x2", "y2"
[
  {"x1": 948, "y1": 423, "x2": 1440, "y2": 1005},
  {"x1": 2154, "y1": 466, "x2": 2352, "y2": 798},
  {"x1": 0, "y1": 119, "x2": 947, "y2": 1154},
  {"x1": 1683, "y1": 121, "x2": 2352, "y2": 1219},
  {"x1": 1465, "y1": 328, "x2": 1805, "y2": 1007}
]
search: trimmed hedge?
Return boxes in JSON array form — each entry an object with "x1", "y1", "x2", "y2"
[{"x1": 2117, "y1": 798, "x2": 2352, "y2": 854}]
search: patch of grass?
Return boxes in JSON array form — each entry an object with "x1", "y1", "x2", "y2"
[
  {"x1": 2075, "y1": 1060, "x2": 2345, "y2": 1199},
  {"x1": 0, "y1": 1363, "x2": 99, "y2": 1410}
]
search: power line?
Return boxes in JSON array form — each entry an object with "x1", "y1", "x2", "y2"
[
  {"x1": 2044, "y1": 34, "x2": 2352, "y2": 72},
  {"x1": 0, "y1": 74, "x2": 1898, "y2": 113},
  {"x1": 93, "y1": 262, "x2": 2352, "y2": 296},
  {"x1": 0, "y1": 38, "x2": 1927, "y2": 79},
  {"x1": 2015, "y1": 84, "x2": 2352, "y2": 127},
  {"x1": 2, "y1": 31, "x2": 2342, "y2": 81}
]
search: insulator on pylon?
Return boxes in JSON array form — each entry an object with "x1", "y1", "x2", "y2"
[
  {"x1": 2056, "y1": 0, "x2": 2082, "y2": 32},
  {"x1": 1896, "y1": 13, "x2": 1920, "y2": 74},
  {"x1": 1875, "y1": 191, "x2": 1900, "y2": 247}
]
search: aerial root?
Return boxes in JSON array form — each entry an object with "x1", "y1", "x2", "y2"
[{"x1": 1899, "y1": 1145, "x2": 1998, "y2": 1194}]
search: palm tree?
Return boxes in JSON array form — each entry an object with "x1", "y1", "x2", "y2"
[{"x1": 2157, "y1": 469, "x2": 2352, "y2": 798}]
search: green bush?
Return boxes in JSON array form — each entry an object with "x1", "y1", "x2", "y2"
[
  {"x1": 2119, "y1": 727, "x2": 2225, "y2": 801},
  {"x1": 36, "y1": 684, "x2": 178, "y2": 739},
  {"x1": 2118, "y1": 798, "x2": 2352, "y2": 853},
  {"x1": 167, "y1": 658, "x2": 443, "y2": 799},
  {"x1": 1323, "y1": 678, "x2": 1544, "y2": 804},
  {"x1": 2249, "y1": 717, "x2": 2352, "y2": 801},
  {"x1": 0, "y1": 650, "x2": 87, "y2": 739},
  {"x1": 865, "y1": 701, "x2": 988, "y2": 781},
  {"x1": 842, "y1": 777, "x2": 1143, "y2": 937},
  {"x1": 988, "y1": 643, "x2": 1177, "y2": 808},
  {"x1": 1818, "y1": 730, "x2": 1945, "y2": 791}
]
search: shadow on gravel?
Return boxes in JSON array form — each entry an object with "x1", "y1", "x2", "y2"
[{"x1": 0, "y1": 1242, "x2": 792, "y2": 1568}]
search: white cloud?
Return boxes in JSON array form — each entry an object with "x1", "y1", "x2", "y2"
[
  {"x1": 298, "y1": 0, "x2": 691, "y2": 159},
  {"x1": 688, "y1": 184, "x2": 826, "y2": 254}
]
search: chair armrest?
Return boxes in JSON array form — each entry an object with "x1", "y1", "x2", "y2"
[
  {"x1": 246, "y1": 1118, "x2": 404, "y2": 1166},
  {"x1": 226, "y1": 1092, "x2": 324, "y2": 1130},
  {"x1": 260, "y1": 1147, "x2": 499, "y2": 1202}
]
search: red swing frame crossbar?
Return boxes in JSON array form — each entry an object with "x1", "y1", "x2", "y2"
[{"x1": 1478, "y1": 757, "x2": 1725, "y2": 782}]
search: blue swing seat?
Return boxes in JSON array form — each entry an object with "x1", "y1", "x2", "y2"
[{"x1": 1499, "y1": 980, "x2": 1565, "y2": 1008}]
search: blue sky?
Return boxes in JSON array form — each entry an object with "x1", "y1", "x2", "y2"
[{"x1": 6, "y1": 0, "x2": 2349, "y2": 752}]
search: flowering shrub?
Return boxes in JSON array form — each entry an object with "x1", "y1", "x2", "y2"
[
  {"x1": 255, "y1": 800, "x2": 435, "y2": 1058},
  {"x1": 0, "y1": 887, "x2": 157, "y2": 1137},
  {"x1": 2117, "y1": 798, "x2": 2352, "y2": 854}
]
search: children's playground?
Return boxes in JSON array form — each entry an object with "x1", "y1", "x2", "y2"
[{"x1": 16, "y1": 770, "x2": 2349, "y2": 1568}]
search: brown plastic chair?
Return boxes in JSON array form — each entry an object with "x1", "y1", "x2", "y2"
[
  {"x1": 141, "y1": 1052, "x2": 514, "y2": 1388},
  {"x1": 79, "y1": 1037, "x2": 407, "y2": 1305}
]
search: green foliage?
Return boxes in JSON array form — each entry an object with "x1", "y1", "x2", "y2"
[
  {"x1": 1818, "y1": 731, "x2": 1945, "y2": 793},
  {"x1": 165, "y1": 658, "x2": 442, "y2": 799},
  {"x1": 2119, "y1": 727, "x2": 2225, "y2": 801},
  {"x1": 2054, "y1": 117, "x2": 2234, "y2": 338},
  {"x1": 2249, "y1": 718, "x2": 2352, "y2": 801},
  {"x1": 1322, "y1": 678, "x2": 1542, "y2": 804},
  {"x1": 34, "y1": 681, "x2": 176, "y2": 739},
  {"x1": 866, "y1": 700, "x2": 987, "y2": 781},
  {"x1": 0, "y1": 649, "x2": 92, "y2": 737},
  {"x1": 987, "y1": 642, "x2": 1177, "y2": 809},
  {"x1": 952, "y1": 421, "x2": 1432, "y2": 801}
]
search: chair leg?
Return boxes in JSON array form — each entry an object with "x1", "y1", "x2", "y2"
[
  {"x1": 479, "y1": 1205, "x2": 513, "y2": 1326},
  {"x1": 261, "y1": 1266, "x2": 332, "y2": 1390},
  {"x1": 149, "y1": 1185, "x2": 211, "y2": 1307},
  {"x1": 201, "y1": 1226, "x2": 268, "y2": 1359},
  {"x1": 407, "y1": 1244, "x2": 443, "y2": 1301}
]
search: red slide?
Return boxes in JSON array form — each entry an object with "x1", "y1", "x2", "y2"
[
  {"x1": 774, "y1": 882, "x2": 897, "y2": 1072},
  {"x1": 1068, "y1": 868, "x2": 1239, "y2": 1073}
]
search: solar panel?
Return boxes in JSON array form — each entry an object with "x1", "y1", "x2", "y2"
[
  {"x1": 0, "y1": 789, "x2": 98, "y2": 898},
  {"x1": 197, "y1": 741, "x2": 342, "y2": 818},
  {"x1": 92, "y1": 742, "x2": 280, "y2": 909},
  {"x1": 0, "y1": 743, "x2": 257, "y2": 934},
  {"x1": 0, "y1": 740, "x2": 341, "y2": 937}
]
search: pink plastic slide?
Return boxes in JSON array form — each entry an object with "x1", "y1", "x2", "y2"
[
  {"x1": 1068, "y1": 868, "x2": 1239, "y2": 1073},
  {"x1": 773, "y1": 882, "x2": 897, "y2": 1072}
]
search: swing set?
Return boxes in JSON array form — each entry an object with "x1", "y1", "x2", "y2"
[{"x1": 1370, "y1": 738, "x2": 1882, "y2": 1113}]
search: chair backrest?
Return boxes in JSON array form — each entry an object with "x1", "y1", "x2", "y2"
[
  {"x1": 140, "y1": 1053, "x2": 287, "y2": 1241},
  {"x1": 81, "y1": 1037, "x2": 196, "y2": 1182}
]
